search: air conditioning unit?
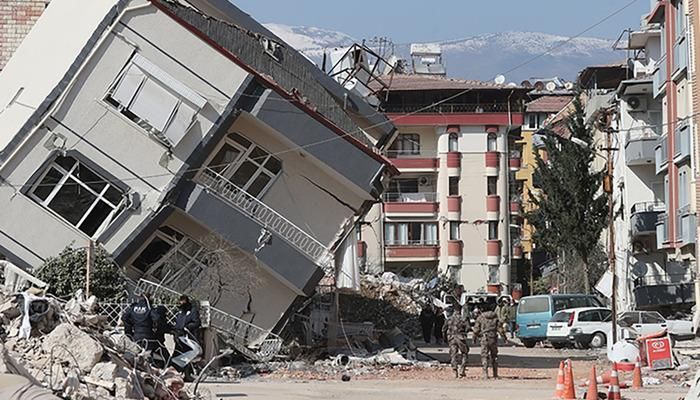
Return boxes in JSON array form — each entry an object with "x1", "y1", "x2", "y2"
[
  {"x1": 627, "y1": 96, "x2": 648, "y2": 112},
  {"x1": 418, "y1": 176, "x2": 430, "y2": 186}
]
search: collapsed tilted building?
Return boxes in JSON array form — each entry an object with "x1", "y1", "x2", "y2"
[{"x1": 0, "y1": 0, "x2": 397, "y2": 352}]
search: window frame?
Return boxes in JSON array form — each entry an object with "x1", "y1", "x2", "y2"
[
  {"x1": 449, "y1": 176, "x2": 459, "y2": 196},
  {"x1": 487, "y1": 133, "x2": 497, "y2": 152},
  {"x1": 487, "y1": 176, "x2": 498, "y2": 195},
  {"x1": 448, "y1": 133, "x2": 459, "y2": 152},
  {"x1": 26, "y1": 152, "x2": 129, "y2": 239},
  {"x1": 389, "y1": 133, "x2": 421, "y2": 157},
  {"x1": 449, "y1": 221, "x2": 460, "y2": 240},
  {"x1": 204, "y1": 132, "x2": 282, "y2": 198},
  {"x1": 488, "y1": 221, "x2": 498, "y2": 240}
]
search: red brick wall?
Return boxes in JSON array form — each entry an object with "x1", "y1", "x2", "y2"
[{"x1": 0, "y1": 0, "x2": 49, "y2": 71}]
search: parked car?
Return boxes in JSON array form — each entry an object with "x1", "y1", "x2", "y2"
[
  {"x1": 549, "y1": 309, "x2": 695, "y2": 349},
  {"x1": 546, "y1": 307, "x2": 612, "y2": 349},
  {"x1": 516, "y1": 294, "x2": 603, "y2": 348},
  {"x1": 617, "y1": 311, "x2": 695, "y2": 341}
]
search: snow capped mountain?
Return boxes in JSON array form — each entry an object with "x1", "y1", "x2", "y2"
[{"x1": 264, "y1": 24, "x2": 622, "y2": 82}]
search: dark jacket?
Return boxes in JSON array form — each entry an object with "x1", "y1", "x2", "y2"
[
  {"x1": 122, "y1": 299, "x2": 157, "y2": 342},
  {"x1": 472, "y1": 311, "x2": 503, "y2": 338},
  {"x1": 174, "y1": 305, "x2": 201, "y2": 337},
  {"x1": 152, "y1": 305, "x2": 170, "y2": 343}
]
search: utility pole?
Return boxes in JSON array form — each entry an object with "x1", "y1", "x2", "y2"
[
  {"x1": 86, "y1": 240, "x2": 94, "y2": 298},
  {"x1": 602, "y1": 116, "x2": 617, "y2": 344}
]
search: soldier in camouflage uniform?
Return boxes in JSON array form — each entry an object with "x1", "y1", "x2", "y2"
[
  {"x1": 442, "y1": 303, "x2": 470, "y2": 378},
  {"x1": 472, "y1": 307, "x2": 504, "y2": 379}
]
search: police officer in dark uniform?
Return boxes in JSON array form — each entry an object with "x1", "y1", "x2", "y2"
[
  {"x1": 122, "y1": 293, "x2": 158, "y2": 351},
  {"x1": 173, "y1": 295, "x2": 201, "y2": 355}
]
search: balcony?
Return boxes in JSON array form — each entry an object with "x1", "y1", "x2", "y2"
[
  {"x1": 387, "y1": 150, "x2": 439, "y2": 171},
  {"x1": 673, "y1": 122, "x2": 691, "y2": 164},
  {"x1": 677, "y1": 211, "x2": 696, "y2": 247},
  {"x1": 385, "y1": 241, "x2": 440, "y2": 260},
  {"x1": 633, "y1": 272, "x2": 695, "y2": 310},
  {"x1": 487, "y1": 239, "x2": 501, "y2": 265},
  {"x1": 383, "y1": 102, "x2": 523, "y2": 114},
  {"x1": 509, "y1": 152, "x2": 521, "y2": 171},
  {"x1": 630, "y1": 201, "x2": 664, "y2": 239},
  {"x1": 652, "y1": 55, "x2": 666, "y2": 98},
  {"x1": 486, "y1": 195, "x2": 500, "y2": 220},
  {"x1": 447, "y1": 152, "x2": 461, "y2": 169},
  {"x1": 672, "y1": 36, "x2": 688, "y2": 78},
  {"x1": 512, "y1": 243, "x2": 523, "y2": 259},
  {"x1": 485, "y1": 151, "x2": 499, "y2": 172},
  {"x1": 654, "y1": 135, "x2": 668, "y2": 174},
  {"x1": 510, "y1": 199, "x2": 521, "y2": 216},
  {"x1": 447, "y1": 195, "x2": 461, "y2": 219},
  {"x1": 196, "y1": 168, "x2": 333, "y2": 274},
  {"x1": 625, "y1": 129, "x2": 658, "y2": 166},
  {"x1": 383, "y1": 192, "x2": 439, "y2": 215},
  {"x1": 656, "y1": 213, "x2": 669, "y2": 249},
  {"x1": 447, "y1": 240, "x2": 463, "y2": 265}
]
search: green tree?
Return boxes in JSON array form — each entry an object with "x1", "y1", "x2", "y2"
[
  {"x1": 526, "y1": 95, "x2": 608, "y2": 293},
  {"x1": 37, "y1": 246, "x2": 126, "y2": 300}
]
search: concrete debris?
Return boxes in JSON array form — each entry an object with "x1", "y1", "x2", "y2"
[{"x1": 0, "y1": 289, "x2": 192, "y2": 400}]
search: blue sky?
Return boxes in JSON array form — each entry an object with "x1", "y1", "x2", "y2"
[{"x1": 232, "y1": 0, "x2": 650, "y2": 42}]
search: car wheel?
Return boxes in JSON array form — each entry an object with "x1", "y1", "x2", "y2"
[
  {"x1": 589, "y1": 332, "x2": 606, "y2": 349},
  {"x1": 551, "y1": 342, "x2": 566, "y2": 349},
  {"x1": 522, "y1": 339, "x2": 537, "y2": 348}
]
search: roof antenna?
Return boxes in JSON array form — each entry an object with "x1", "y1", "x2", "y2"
[{"x1": 322, "y1": 51, "x2": 327, "y2": 73}]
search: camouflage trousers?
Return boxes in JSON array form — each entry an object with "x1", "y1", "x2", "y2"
[
  {"x1": 480, "y1": 333, "x2": 498, "y2": 368},
  {"x1": 448, "y1": 337, "x2": 469, "y2": 370}
]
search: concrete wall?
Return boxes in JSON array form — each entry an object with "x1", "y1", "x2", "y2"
[{"x1": 0, "y1": 0, "x2": 48, "y2": 70}]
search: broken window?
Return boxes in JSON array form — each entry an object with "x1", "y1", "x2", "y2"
[
  {"x1": 105, "y1": 54, "x2": 207, "y2": 147},
  {"x1": 29, "y1": 155, "x2": 125, "y2": 237},
  {"x1": 205, "y1": 132, "x2": 282, "y2": 198},
  {"x1": 388, "y1": 134, "x2": 421, "y2": 157}
]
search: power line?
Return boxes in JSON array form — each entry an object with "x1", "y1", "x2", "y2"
[{"x1": 0, "y1": 0, "x2": 649, "y2": 191}]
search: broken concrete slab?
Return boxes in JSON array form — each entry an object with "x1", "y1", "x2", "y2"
[
  {"x1": 0, "y1": 373, "x2": 60, "y2": 399},
  {"x1": 41, "y1": 323, "x2": 103, "y2": 373}
]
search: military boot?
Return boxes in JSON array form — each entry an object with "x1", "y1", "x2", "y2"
[
  {"x1": 458, "y1": 365, "x2": 466, "y2": 378},
  {"x1": 492, "y1": 363, "x2": 498, "y2": 379},
  {"x1": 482, "y1": 367, "x2": 489, "y2": 379},
  {"x1": 454, "y1": 369, "x2": 459, "y2": 379}
]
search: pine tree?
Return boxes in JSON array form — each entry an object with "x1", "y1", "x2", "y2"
[{"x1": 526, "y1": 94, "x2": 608, "y2": 293}]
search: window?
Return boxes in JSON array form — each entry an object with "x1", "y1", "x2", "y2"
[
  {"x1": 679, "y1": 170, "x2": 689, "y2": 209},
  {"x1": 384, "y1": 222, "x2": 438, "y2": 245},
  {"x1": 641, "y1": 312, "x2": 666, "y2": 324},
  {"x1": 618, "y1": 312, "x2": 639, "y2": 327},
  {"x1": 578, "y1": 310, "x2": 602, "y2": 322},
  {"x1": 449, "y1": 222, "x2": 460, "y2": 240},
  {"x1": 206, "y1": 132, "x2": 282, "y2": 198},
  {"x1": 447, "y1": 265, "x2": 461, "y2": 282},
  {"x1": 518, "y1": 297, "x2": 550, "y2": 314},
  {"x1": 106, "y1": 54, "x2": 207, "y2": 147},
  {"x1": 551, "y1": 311, "x2": 571, "y2": 322},
  {"x1": 487, "y1": 133, "x2": 497, "y2": 152},
  {"x1": 488, "y1": 265, "x2": 499, "y2": 284},
  {"x1": 29, "y1": 156, "x2": 125, "y2": 237},
  {"x1": 388, "y1": 133, "x2": 420, "y2": 157},
  {"x1": 527, "y1": 114, "x2": 537, "y2": 129},
  {"x1": 449, "y1": 176, "x2": 459, "y2": 196},
  {"x1": 488, "y1": 221, "x2": 498, "y2": 240},
  {"x1": 448, "y1": 133, "x2": 459, "y2": 152},
  {"x1": 552, "y1": 296, "x2": 602, "y2": 312},
  {"x1": 675, "y1": 0, "x2": 686, "y2": 38},
  {"x1": 487, "y1": 176, "x2": 498, "y2": 195}
]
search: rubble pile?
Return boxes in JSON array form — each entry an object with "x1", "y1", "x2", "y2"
[
  {"x1": 0, "y1": 290, "x2": 193, "y2": 400},
  {"x1": 339, "y1": 273, "x2": 430, "y2": 339}
]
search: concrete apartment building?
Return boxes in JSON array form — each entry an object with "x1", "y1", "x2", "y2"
[
  {"x1": 360, "y1": 51, "x2": 529, "y2": 294},
  {"x1": 0, "y1": 0, "x2": 50, "y2": 71},
  {"x1": 582, "y1": 0, "x2": 697, "y2": 314},
  {"x1": 0, "y1": 0, "x2": 396, "y2": 351}
]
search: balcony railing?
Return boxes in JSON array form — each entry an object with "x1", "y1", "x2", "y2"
[
  {"x1": 385, "y1": 149, "x2": 435, "y2": 158},
  {"x1": 653, "y1": 55, "x2": 666, "y2": 97},
  {"x1": 198, "y1": 168, "x2": 333, "y2": 274},
  {"x1": 673, "y1": 122, "x2": 691, "y2": 163},
  {"x1": 656, "y1": 213, "x2": 668, "y2": 248},
  {"x1": 634, "y1": 272, "x2": 696, "y2": 288},
  {"x1": 383, "y1": 192, "x2": 438, "y2": 203},
  {"x1": 630, "y1": 201, "x2": 664, "y2": 238},
  {"x1": 672, "y1": 36, "x2": 688, "y2": 76},
  {"x1": 677, "y1": 211, "x2": 696, "y2": 246},
  {"x1": 386, "y1": 240, "x2": 439, "y2": 247},
  {"x1": 383, "y1": 102, "x2": 524, "y2": 114}
]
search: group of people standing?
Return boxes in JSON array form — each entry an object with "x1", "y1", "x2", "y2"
[{"x1": 419, "y1": 289, "x2": 518, "y2": 380}]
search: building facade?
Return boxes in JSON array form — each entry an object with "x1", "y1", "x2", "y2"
[
  {"x1": 361, "y1": 73, "x2": 528, "y2": 294},
  {"x1": 0, "y1": 0, "x2": 396, "y2": 348},
  {"x1": 0, "y1": 0, "x2": 49, "y2": 71}
]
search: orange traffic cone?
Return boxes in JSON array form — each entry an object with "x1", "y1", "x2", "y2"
[
  {"x1": 562, "y1": 360, "x2": 577, "y2": 400},
  {"x1": 554, "y1": 361, "x2": 565, "y2": 399},
  {"x1": 608, "y1": 363, "x2": 622, "y2": 400},
  {"x1": 632, "y1": 358, "x2": 643, "y2": 390},
  {"x1": 586, "y1": 365, "x2": 599, "y2": 400}
]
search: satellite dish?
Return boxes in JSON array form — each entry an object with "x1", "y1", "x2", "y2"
[
  {"x1": 521, "y1": 80, "x2": 533, "y2": 88},
  {"x1": 564, "y1": 82, "x2": 574, "y2": 90},
  {"x1": 494, "y1": 74, "x2": 506, "y2": 85},
  {"x1": 534, "y1": 81, "x2": 545, "y2": 91},
  {"x1": 545, "y1": 81, "x2": 557, "y2": 91}
]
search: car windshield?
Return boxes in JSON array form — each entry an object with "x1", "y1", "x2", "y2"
[
  {"x1": 550, "y1": 311, "x2": 570, "y2": 322},
  {"x1": 519, "y1": 297, "x2": 550, "y2": 314}
]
